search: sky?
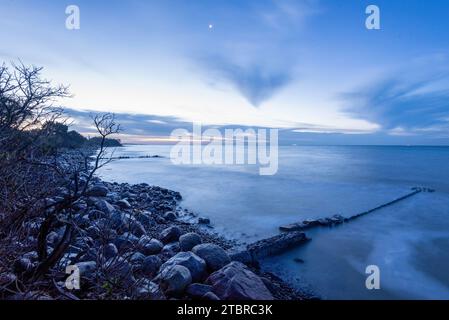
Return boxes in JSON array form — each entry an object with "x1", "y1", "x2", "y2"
[{"x1": 1, "y1": 0, "x2": 449, "y2": 145}]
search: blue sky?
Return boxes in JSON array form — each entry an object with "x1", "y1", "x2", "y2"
[{"x1": 1, "y1": 0, "x2": 449, "y2": 144}]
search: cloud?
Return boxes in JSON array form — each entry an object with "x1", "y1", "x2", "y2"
[
  {"x1": 202, "y1": 56, "x2": 292, "y2": 107},
  {"x1": 342, "y1": 68, "x2": 449, "y2": 136}
]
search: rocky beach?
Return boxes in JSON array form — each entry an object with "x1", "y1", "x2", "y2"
[{"x1": 0, "y1": 151, "x2": 306, "y2": 300}]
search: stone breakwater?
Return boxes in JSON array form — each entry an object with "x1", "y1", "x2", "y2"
[{"x1": 3, "y1": 175, "x2": 304, "y2": 300}]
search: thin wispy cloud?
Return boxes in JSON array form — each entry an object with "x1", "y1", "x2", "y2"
[{"x1": 342, "y1": 67, "x2": 449, "y2": 136}]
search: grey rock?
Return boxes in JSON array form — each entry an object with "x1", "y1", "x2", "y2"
[
  {"x1": 104, "y1": 257, "x2": 135, "y2": 284},
  {"x1": 179, "y1": 232, "x2": 202, "y2": 251},
  {"x1": 138, "y1": 236, "x2": 163, "y2": 255},
  {"x1": 202, "y1": 292, "x2": 220, "y2": 300},
  {"x1": 163, "y1": 211, "x2": 177, "y2": 221},
  {"x1": 117, "y1": 199, "x2": 132, "y2": 209},
  {"x1": 94, "y1": 199, "x2": 116, "y2": 216},
  {"x1": 142, "y1": 255, "x2": 162, "y2": 278},
  {"x1": 114, "y1": 232, "x2": 139, "y2": 251},
  {"x1": 102, "y1": 243, "x2": 118, "y2": 260},
  {"x1": 206, "y1": 262, "x2": 273, "y2": 300},
  {"x1": 129, "y1": 252, "x2": 146, "y2": 265},
  {"x1": 160, "y1": 226, "x2": 181, "y2": 244},
  {"x1": 159, "y1": 265, "x2": 192, "y2": 297},
  {"x1": 159, "y1": 252, "x2": 207, "y2": 282},
  {"x1": 198, "y1": 217, "x2": 210, "y2": 224},
  {"x1": 76, "y1": 261, "x2": 97, "y2": 278},
  {"x1": 13, "y1": 258, "x2": 32, "y2": 274},
  {"x1": 162, "y1": 242, "x2": 180, "y2": 255},
  {"x1": 192, "y1": 243, "x2": 230, "y2": 271},
  {"x1": 227, "y1": 248, "x2": 254, "y2": 266},
  {"x1": 134, "y1": 279, "x2": 165, "y2": 300},
  {"x1": 87, "y1": 184, "x2": 109, "y2": 197},
  {"x1": 129, "y1": 220, "x2": 146, "y2": 237}
]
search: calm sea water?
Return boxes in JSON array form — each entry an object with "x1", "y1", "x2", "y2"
[{"x1": 99, "y1": 145, "x2": 449, "y2": 299}]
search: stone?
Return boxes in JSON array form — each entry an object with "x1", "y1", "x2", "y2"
[
  {"x1": 87, "y1": 184, "x2": 109, "y2": 197},
  {"x1": 94, "y1": 199, "x2": 116, "y2": 216},
  {"x1": 159, "y1": 252, "x2": 207, "y2": 282},
  {"x1": 88, "y1": 209, "x2": 108, "y2": 220},
  {"x1": 179, "y1": 232, "x2": 202, "y2": 252},
  {"x1": 142, "y1": 255, "x2": 162, "y2": 278},
  {"x1": 198, "y1": 217, "x2": 210, "y2": 224},
  {"x1": 138, "y1": 236, "x2": 163, "y2": 255},
  {"x1": 102, "y1": 243, "x2": 118, "y2": 260},
  {"x1": 13, "y1": 258, "x2": 32, "y2": 274},
  {"x1": 163, "y1": 211, "x2": 177, "y2": 221},
  {"x1": 206, "y1": 262, "x2": 273, "y2": 300},
  {"x1": 134, "y1": 279, "x2": 165, "y2": 300},
  {"x1": 117, "y1": 199, "x2": 132, "y2": 209},
  {"x1": 129, "y1": 252, "x2": 146, "y2": 265},
  {"x1": 186, "y1": 283, "x2": 212, "y2": 299},
  {"x1": 104, "y1": 258, "x2": 135, "y2": 284},
  {"x1": 227, "y1": 249, "x2": 254, "y2": 266},
  {"x1": 162, "y1": 242, "x2": 180, "y2": 255},
  {"x1": 192, "y1": 243, "x2": 230, "y2": 271},
  {"x1": 159, "y1": 265, "x2": 192, "y2": 297},
  {"x1": 76, "y1": 261, "x2": 97, "y2": 278},
  {"x1": 247, "y1": 231, "x2": 309, "y2": 260},
  {"x1": 160, "y1": 226, "x2": 181, "y2": 244},
  {"x1": 46, "y1": 231, "x2": 60, "y2": 247},
  {"x1": 114, "y1": 233, "x2": 139, "y2": 251},
  {"x1": 129, "y1": 220, "x2": 146, "y2": 237},
  {"x1": 202, "y1": 292, "x2": 220, "y2": 300}
]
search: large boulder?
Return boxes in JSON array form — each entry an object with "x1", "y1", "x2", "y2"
[
  {"x1": 206, "y1": 262, "x2": 273, "y2": 300},
  {"x1": 158, "y1": 265, "x2": 192, "y2": 297},
  {"x1": 160, "y1": 226, "x2": 181, "y2": 244},
  {"x1": 159, "y1": 252, "x2": 207, "y2": 282},
  {"x1": 192, "y1": 243, "x2": 230, "y2": 271},
  {"x1": 179, "y1": 232, "x2": 202, "y2": 251},
  {"x1": 87, "y1": 184, "x2": 109, "y2": 197}
]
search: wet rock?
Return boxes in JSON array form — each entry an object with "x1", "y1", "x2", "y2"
[
  {"x1": 158, "y1": 265, "x2": 192, "y2": 297},
  {"x1": 247, "y1": 231, "x2": 309, "y2": 260},
  {"x1": 159, "y1": 252, "x2": 207, "y2": 282},
  {"x1": 160, "y1": 226, "x2": 181, "y2": 244},
  {"x1": 206, "y1": 262, "x2": 273, "y2": 300},
  {"x1": 87, "y1": 184, "x2": 109, "y2": 197},
  {"x1": 186, "y1": 283, "x2": 212, "y2": 299},
  {"x1": 192, "y1": 243, "x2": 230, "y2": 271},
  {"x1": 179, "y1": 232, "x2": 202, "y2": 252},
  {"x1": 142, "y1": 255, "x2": 162, "y2": 278}
]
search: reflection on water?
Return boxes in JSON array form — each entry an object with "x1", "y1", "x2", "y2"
[{"x1": 99, "y1": 145, "x2": 449, "y2": 299}]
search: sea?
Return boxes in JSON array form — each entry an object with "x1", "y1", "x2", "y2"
[{"x1": 98, "y1": 144, "x2": 449, "y2": 299}]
